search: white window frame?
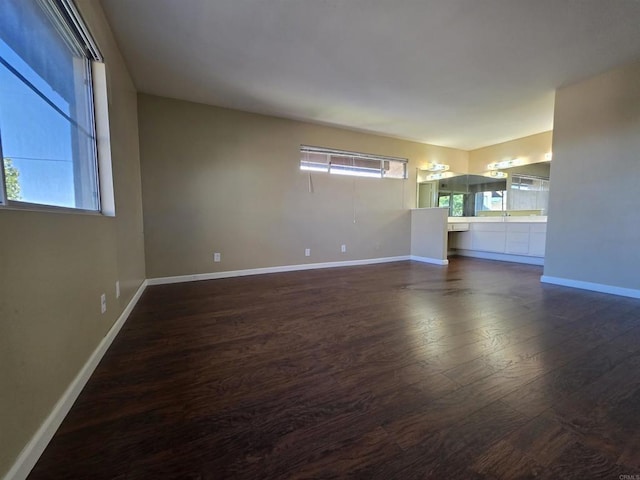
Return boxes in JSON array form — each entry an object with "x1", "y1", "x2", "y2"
[
  {"x1": 0, "y1": 0, "x2": 111, "y2": 215},
  {"x1": 300, "y1": 145, "x2": 408, "y2": 180}
]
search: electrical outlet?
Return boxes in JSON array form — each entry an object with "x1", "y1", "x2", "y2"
[
  {"x1": 100, "y1": 294, "x2": 107, "y2": 314},
  {"x1": 341, "y1": 244, "x2": 347, "y2": 253},
  {"x1": 116, "y1": 281, "x2": 120, "y2": 299},
  {"x1": 214, "y1": 252, "x2": 221, "y2": 262},
  {"x1": 305, "y1": 248, "x2": 311, "y2": 257}
]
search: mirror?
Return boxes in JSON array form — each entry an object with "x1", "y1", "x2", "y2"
[{"x1": 417, "y1": 162, "x2": 550, "y2": 217}]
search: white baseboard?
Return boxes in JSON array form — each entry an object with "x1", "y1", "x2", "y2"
[
  {"x1": 410, "y1": 255, "x2": 449, "y2": 266},
  {"x1": 541, "y1": 275, "x2": 640, "y2": 299},
  {"x1": 147, "y1": 256, "x2": 411, "y2": 285},
  {"x1": 452, "y1": 249, "x2": 544, "y2": 266},
  {"x1": 4, "y1": 280, "x2": 148, "y2": 480}
]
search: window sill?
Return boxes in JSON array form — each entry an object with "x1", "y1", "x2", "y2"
[{"x1": 0, "y1": 201, "x2": 106, "y2": 216}]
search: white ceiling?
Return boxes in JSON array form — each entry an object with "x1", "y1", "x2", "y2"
[{"x1": 99, "y1": 0, "x2": 640, "y2": 150}]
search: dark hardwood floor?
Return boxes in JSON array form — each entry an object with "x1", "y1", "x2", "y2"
[{"x1": 28, "y1": 258, "x2": 640, "y2": 479}]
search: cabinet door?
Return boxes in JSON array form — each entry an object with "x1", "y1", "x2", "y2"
[
  {"x1": 506, "y1": 224, "x2": 530, "y2": 254},
  {"x1": 529, "y1": 224, "x2": 547, "y2": 257},
  {"x1": 472, "y1": 223, "x2": 506, "y2": 252}
]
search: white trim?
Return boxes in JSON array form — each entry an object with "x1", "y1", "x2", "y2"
[
  {"x1": 148, "y1": 256, "x2": 411, "y2": 285},
  {"x1": 300, "y1": 145, "x2": 408, "y2": 164},
  {"x1": 93, "y1": 62, "x2": 115, "y2": 217},
  {"x1": 452, "y1": 249, "x2": 544, "y2": 266},
  {"x1": 410, "y1": 255, "x2": 449, "y2": 266},
  {"x1": 540, "y1": 275, "x2": 640, "y2": 299},
  {"x1": 4, "y1": 280, "x2": 148, "y2": 480}
]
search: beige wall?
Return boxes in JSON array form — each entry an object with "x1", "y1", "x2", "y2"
[
  {"x1": 138, "y1": 94, "x2": 468, "y2": 278},
  {"x1": 468, "y1": 131, "x2": 553, "y2": 174},
  {"x1": 544, "y1": 60, "x2": 640, "y2": 290},
  {"x1": 0, "y1": 2, "x2": 145, "y2": 477}
]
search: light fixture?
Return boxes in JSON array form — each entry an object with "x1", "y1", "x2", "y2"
[
  {"x1": 484, "y1": 170, "x2": 508, "y2": 179},
  {"x1": 425, "y1": 162, "x2": 450, "y2": 172},
  {"x1": 487, "y1": 159, "x2": 520, "y2": 170},
  {"x1": 544, "y1": 152, "x2": 553, "y2": 161},
  {"x1": 426, "y1": 171, "x2": 454, "y2": 181}
]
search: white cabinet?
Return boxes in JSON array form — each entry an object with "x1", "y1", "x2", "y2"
[
  {"x1": 472, "y1": 223, "x2": 506, "y2": 253},
  {"x1": 447, "y1": 222, "x2": 470, "y2": 231},
  {"x1": 529, "y1": 223, "x2": 547, "y2": 256},
  {"x1": 454, "y1": 221, "x2": 546, "y2": 259},
  {"x1": 506, "y1": 223, "x2": 531, "y2": 254}
]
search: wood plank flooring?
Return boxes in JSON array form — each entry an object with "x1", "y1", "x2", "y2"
[{"x1": 28, "y1": 258, "x2": 640, "y2": 479}]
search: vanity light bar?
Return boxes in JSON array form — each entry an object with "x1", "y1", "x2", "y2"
[
  {"x1": 425, "y1": 162, "x2": 450, "y2": 172},
  {"x1": 488, "y1": 159, "x2": 519, "y2": 170},
  {"x1": 485, "y1": 171, "x2": 508, "y2": 179},
  {"x1": 426, "y1": 171, "x2": 454, "y2": 181}
]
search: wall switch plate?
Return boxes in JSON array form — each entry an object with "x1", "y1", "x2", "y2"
[
  {"x1": 214, "y1": 252, "x2": 221, "y2": 262},
  {"x1": 341, "y1": 244, "x2": 347, "y2": 253},
  {"x1": 116, "y1": 281, "x2": 120, "y2": 299},
  {"x1": 100, "y1": 294, "x2": 107, "y2": 314},
  {"x1": 305, "y1": 248, "x2": 311, "y2": 257}
]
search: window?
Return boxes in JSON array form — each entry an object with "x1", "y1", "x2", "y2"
[
  {"x1": 300, "y1": 146, "x2": 407, "y2": 179},
  {"x1": 509, "y1": 174, "x2": 549, "y2": 213},
  {"x1": 475, "y1": 190, "x2": 507, "y2": 214},
  {"x1": 0, "y1": 0, "x2": 103, "y2": 211},
  {"x1": 438, "y1": 192, "x2": 465, "y2": 216}
]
